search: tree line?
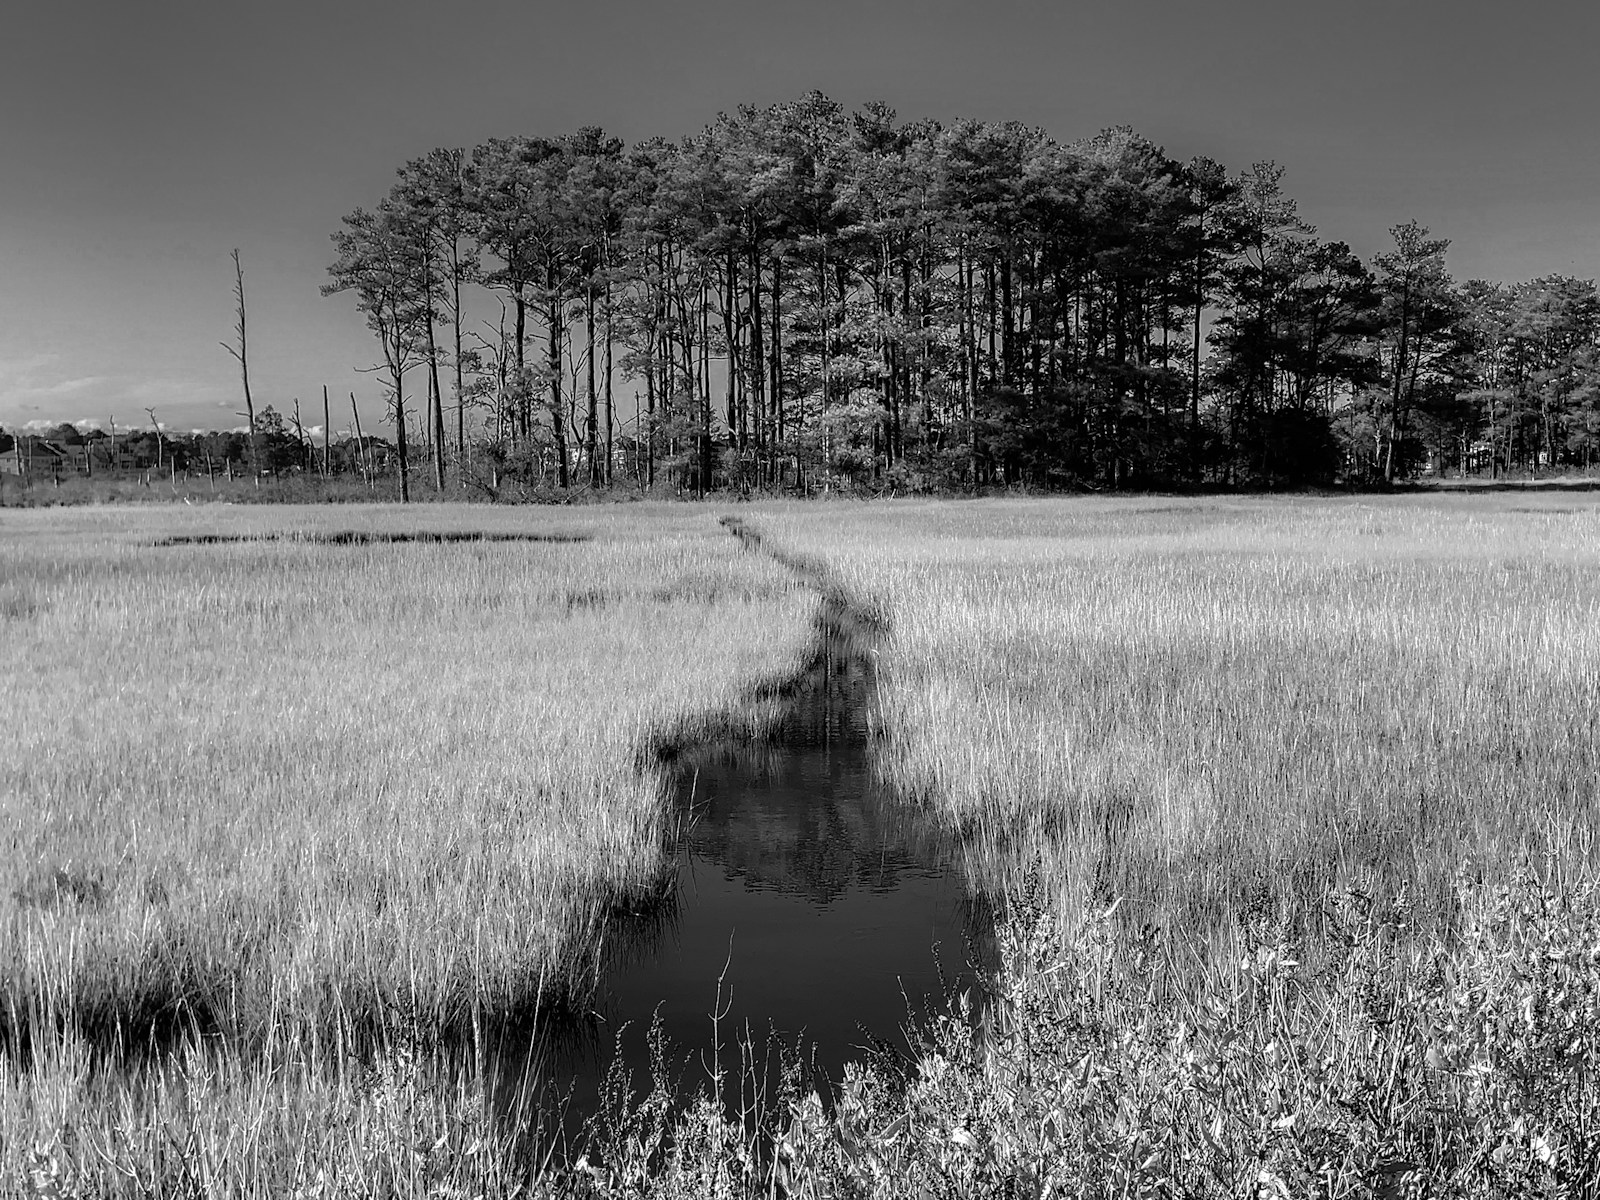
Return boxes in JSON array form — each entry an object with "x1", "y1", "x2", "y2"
[
  {"x1": 318, "y1": 92, "x2": 1600, "y2": 496},
  {"x1": 1, "y1": 408, "x2": 395, "y2": 483}
]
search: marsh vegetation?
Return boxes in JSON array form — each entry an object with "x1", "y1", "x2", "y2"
[{"x1": 4, "y1": 495, "x2": 1600, "y2": 1196}]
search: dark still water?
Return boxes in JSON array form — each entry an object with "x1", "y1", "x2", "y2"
[{"x1": 499, "y1": 637, "x2": 990, "y2": 1150}]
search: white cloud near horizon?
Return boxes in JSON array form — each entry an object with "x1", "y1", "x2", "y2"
[{"x1": 0, "y1": 357, "x2": 230, "y2": 430}]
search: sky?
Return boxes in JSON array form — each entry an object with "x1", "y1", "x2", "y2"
[{"x1": 3, "y1": 0, "x2": 1597, "y2": 433}]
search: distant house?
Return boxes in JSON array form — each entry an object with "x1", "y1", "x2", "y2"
[
  {"x1": 87, "y1": 442, "x2": 142, "y2": 471},
  {"x1": 1, "y1": 437, "x2": 82, "y2": 477},
  {"x1": 0, "y1": 436, "x2": 149, "y2": 477}
]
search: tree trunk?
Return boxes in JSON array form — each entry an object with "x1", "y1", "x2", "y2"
[
  {"x1": 1000, "y1": 248, "x2": 1015, "y2": 389},
  {"x1": 1386, "y1": 281, "x2": 1412, "y2": 485},
  {"x1": 427, "y1": 314, "x2": 446, "y2": 491},
  {"x1": 453, "y1": 256, "x2": 465, "y2": 471},
  {"x1": 514, "y1": 292, "x2": 528, "y2": 443},
  {"x1": 724, "y1": 249, "x2": 739, "y2": 455},
  {"x1": 603, "y1": 263, "x2": 614, "y2": 487},
  {"x1": 1193, "y1": 243, "x2": 1205, "y2": 484},
  {"x1": 393, "y1": 374, "x2": 410, "y2": 504},
  {"x1": 351, "y1": 394, "x2": 368, "y2": 483},
  {"x1": 962, "y1": 245, "x2": 979, "y2": 481},
  {"x1": 818, "y1": 250, "x2": 830, "y2": 475},
  {"x1": 585, "y1": 273, "x2": 599, "y2": 486},
  {"x1": 645, "y1": 304, "x2": 657, "y2": 491},
  {"x1": 549, "y1": 296, "x2": 569, "y2": 488},
  {"x1": 771, "y1": 256, "x2": 783, "y2": 462},
  {"x1": 986, "y1": 260, "x2": 998, "y2": 387},
  {"x1": 226, "y1": 249, "x2": 260, "y2": 479},
  {"x1": 700, "y1": 280, "x2": 712, "y2": 493},
  {"x1": 748, "y1": 238, "x2": 766, "y2": 484}
]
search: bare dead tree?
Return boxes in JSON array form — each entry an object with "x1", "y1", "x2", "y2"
[
  {"x1": 142, "y1": 407, "x2": 163, "y2": 468},
  {"x1": 322, "y1": 385, "x2": 332, "y2": 477},
  {"x1": 351, "y1": 392, "x2": 372, "y2": 485},
  {"x1": 291, "y1": 399, "x2": 310, "y2": 472},
  {"x1": 221, "y1": 249, "x2": 260, "y2": 478}
]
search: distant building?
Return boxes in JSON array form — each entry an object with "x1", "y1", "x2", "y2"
[
  {"x1": 1, "y1": 437, "x2": 79, "y2": 477},
  {"x1": 0, "y1": 435, "x2": 147, "y2": 476}
]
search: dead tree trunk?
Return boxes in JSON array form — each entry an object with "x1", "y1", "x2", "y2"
[
  {"x1": 352, "y1": 393, "x2": 373, "y2": 486},
  {"x1": 221, "y1": 249, "x2": 259, "y2": 478}
]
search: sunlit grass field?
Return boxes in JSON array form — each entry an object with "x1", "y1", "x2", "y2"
[
  {"x1": 758, "y1": 495, "x2": 1600, "y2": 931},
  {"x1": 6, "y1": 494, "x2": 1600, "y2": 1196},
  {"x1": 4, "y1": 505, "x2": 820, "y2": 1042},
  {"x1": 1, "y1": 504, "x2": 817, "y2": 1190},
  {"x1": 745, "y1": 494, "x2": 1600, "y2": 1197}
]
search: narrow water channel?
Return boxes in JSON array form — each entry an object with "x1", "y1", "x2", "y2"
[{"x1": 500, "y1": 543, "x2": 991, "y2": 1153}]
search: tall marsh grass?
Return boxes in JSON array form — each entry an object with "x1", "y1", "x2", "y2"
[
  {"x1": 4, "y1": 506, "x2": 820, "y2": 1042},
  {"x1": 7, "y1": 496, "x2": 1600, "y2": 1195},
  {"x1": 725, "y1": 494, "x2": 1600, "y2": 1196},
  {"x1": 2, "y1": 504, "x2": 815, "y2": 1191},
  {"x1": 757, "y1": 496, "x2": 1600, "y2": 934}
]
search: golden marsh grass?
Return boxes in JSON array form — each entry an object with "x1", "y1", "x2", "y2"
[
  {"x1": 755, "y1": 495, "x2": 1600, "y2": 937},
  {"x1": 733, "y1": 494, "x2": 1600, "y2": 1194},
  {"x1": 2, "y1": 504, "x2": 815, "y2": 1053},
  {"x1": 7, "y1": 495, "x2": 1600, "y2": 1195}
]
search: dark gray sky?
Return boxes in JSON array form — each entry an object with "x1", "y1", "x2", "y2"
[{"x1": 3, "y1": 0, "x2": 1595, "y2": 431}]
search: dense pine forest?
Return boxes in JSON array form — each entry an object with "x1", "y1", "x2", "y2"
[{"x1": 314, "y1": 92, "x2": 1600, "y2": 495}]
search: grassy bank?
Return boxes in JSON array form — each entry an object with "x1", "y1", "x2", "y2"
[
  {"x1": 1, "y1": 504, "x2": 817, "y2": 1190},
  {"x1": 738, "y1": 494, "x2": 1600, "y2": 1195},
  {"x1": 757, "y1": 495, "x2": 1600, "y2": 926}
]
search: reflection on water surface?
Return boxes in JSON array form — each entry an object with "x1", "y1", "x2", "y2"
[{"x1": 501, "y1": 638, "x2": 990, "y2": 1150}]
